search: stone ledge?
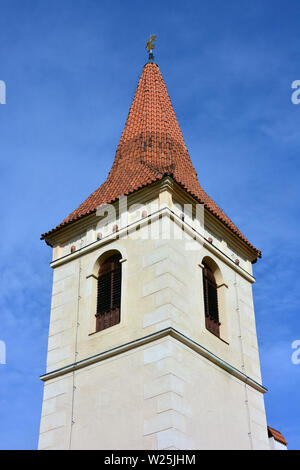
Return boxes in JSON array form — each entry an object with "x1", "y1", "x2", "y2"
[{"x1": 40, "y1": 327, "x2": 267, "y2": 395}]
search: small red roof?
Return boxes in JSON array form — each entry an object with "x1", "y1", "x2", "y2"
[
  {"x1": 267, "y1": 426, "x2": 288, "y2": 446},
  {"x1": 41, "y1": 61, "x2": 261, "y2": 257}
]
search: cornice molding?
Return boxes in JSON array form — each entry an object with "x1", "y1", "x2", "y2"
[
  {"x1": 40, "y1": 327, "x2": 267, "y2": 395},
  {"x1": 43, "y1": 177, "x2": 259, "y2": 263},
  {"x1": 50, "y1": 206, "x2": 255, "y2": 283}
]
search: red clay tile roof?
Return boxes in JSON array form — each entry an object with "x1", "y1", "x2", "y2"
[
  {"x1": 267, "y1": 426, "x2": 288, "y2": 446},
  {"x1": 41, "y1": 61, "x2": 261, "y2": 257}
]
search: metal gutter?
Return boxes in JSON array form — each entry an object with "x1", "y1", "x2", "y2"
[{"x1": 40, "y1": 327, "x2": 267, "y2": 395}]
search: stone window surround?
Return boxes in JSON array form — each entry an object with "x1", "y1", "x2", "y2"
[
  {"x1": 86, "y1": 245, "x2": 128, "y2": 337},
  {"x1": 198, "y1": 258, "x2": 229, "y2": 344}
]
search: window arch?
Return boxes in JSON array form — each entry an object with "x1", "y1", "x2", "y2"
[
  {"x1": 202, "y1": 261, "x2": 221, "y2": 337},
  {"x1": 96, "y1": 253, "x2": 122, "y2": 332}
]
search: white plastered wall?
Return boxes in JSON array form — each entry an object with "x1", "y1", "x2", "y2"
[{"x1": 39, "y1": 184, "x2": 269, "y2": 450}]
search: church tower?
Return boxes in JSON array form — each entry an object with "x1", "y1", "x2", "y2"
[{"x1": 38, "y1": 44, "x2": 271, "y2": 450}]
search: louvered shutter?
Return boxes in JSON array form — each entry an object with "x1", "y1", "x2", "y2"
[
  {"x1": 202, "y1": 263, "x2": 220, "y2": 337},
  {"x1": 96, "y1": 254, "x2": 122, "y2": 332},
  {"x1": 97, "y1": 272, "x2": 111, "y2": 314}
]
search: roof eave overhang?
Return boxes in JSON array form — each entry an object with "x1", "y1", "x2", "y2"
[{"x1": 41, "y1": 175, "x2": 261, "y2": 261}]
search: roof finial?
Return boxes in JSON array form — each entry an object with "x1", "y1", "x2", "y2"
[{"x1": 146, "y1": 34, "x2": 156, "y2": 63}]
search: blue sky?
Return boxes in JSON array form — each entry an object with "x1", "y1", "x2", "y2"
[{"x1": 0, "y1": 0, "x2": 299, "y2": 450}]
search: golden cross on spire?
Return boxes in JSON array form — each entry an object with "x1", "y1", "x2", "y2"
[{"x1": 146, "y1": 35, "x2": 157, "y2": 53}]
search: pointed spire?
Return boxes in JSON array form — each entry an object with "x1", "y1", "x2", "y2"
[
  {"x1": 111, "y1": 59, "x2": 196, "y2": 183},
  {"x1": 42, "y1": 53, "x2": 261, "y2": 258}
]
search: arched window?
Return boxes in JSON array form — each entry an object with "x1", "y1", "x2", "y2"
[
  {"x1": 96, "y1": 253, "x2": 122, "y2": 332},
  {"x1": 202, "y1": 262, "x2": 220, "y2": 337}
]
